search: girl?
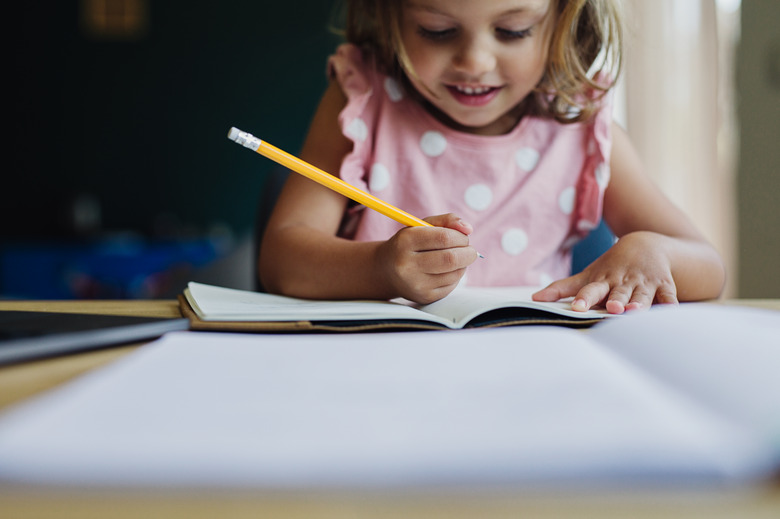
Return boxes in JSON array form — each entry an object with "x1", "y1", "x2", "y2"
[{"x1": 259, "y1": 0, "x2": 725, "y2": 314}]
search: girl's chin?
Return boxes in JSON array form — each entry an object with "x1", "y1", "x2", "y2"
[
  {"x1": 443, "y1": 111, "x2": 516, "y2": 135},
  {"x1": 420, "y1": 96, "x2": 519, "y2": 135}
]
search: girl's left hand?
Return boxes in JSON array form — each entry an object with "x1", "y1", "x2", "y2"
[{"x1": 532, "y1": 231, "x2": 679, "y2": 314}]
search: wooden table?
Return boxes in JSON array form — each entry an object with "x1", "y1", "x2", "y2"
[{"x1": 1, "y1": 299, "x2": 779, "y2": 518}]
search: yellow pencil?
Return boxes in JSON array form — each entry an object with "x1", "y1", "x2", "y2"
[
  {"x1": 228, "y1": 127, "x2": 430, "y2": 228},
  {"x1": 227, "y1": 127, "x2": 483, "y2": 258}
]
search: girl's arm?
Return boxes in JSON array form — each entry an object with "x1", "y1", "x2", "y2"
[
  {"x1": 534, "y1": 122, "x2": 726, "y2": 313},
  {"x1": 258, "y1": 81, "x2": 477, "y2": 303}
]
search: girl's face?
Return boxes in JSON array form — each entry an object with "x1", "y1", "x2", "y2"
[{"x1": 400, "y1": 0, "x2": 554, "y2": 135}]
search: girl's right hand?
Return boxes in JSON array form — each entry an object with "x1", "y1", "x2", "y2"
[{"x1": 377, "y1": 213, "x2": 478, "y2": 304}]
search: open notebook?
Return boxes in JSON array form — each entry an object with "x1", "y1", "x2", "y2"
[
  {"x1": 0, "y1": 303, "x2": 778, "y2": 488},
  {"x1": 180, "y1": 282, "x2": 611, "y2": 332}
]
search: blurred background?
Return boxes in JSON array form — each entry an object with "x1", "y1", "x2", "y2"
[
  {"x1": 3, "y1": 0, "x2": 339, "y2": 298},
  {"x1": 2, "y1": 0, "x2": 778, "y2": 299}
]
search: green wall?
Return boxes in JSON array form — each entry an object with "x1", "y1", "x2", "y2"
[
  {"x1": 6, "y1": 1, "x2": 339, "y2": 239},
  {"x1": 736, "y1": 0, "x2": 780, "y2": 297}
]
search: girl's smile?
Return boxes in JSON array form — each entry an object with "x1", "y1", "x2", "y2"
[
  {"x1": 446, "y1": 84, "x2": 503, "y2": 106},
  {"x1": 401, "y1": 0, "x2": 554, "y2": 135}
]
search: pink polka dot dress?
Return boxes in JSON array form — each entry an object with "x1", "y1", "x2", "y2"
[{"x1": 329, "y1": 44, "x2": 612, "y2": 287}]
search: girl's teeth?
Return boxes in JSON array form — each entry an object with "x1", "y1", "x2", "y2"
[{"x1": 457, "y1": 86, "x2": 490, "y2": 95}]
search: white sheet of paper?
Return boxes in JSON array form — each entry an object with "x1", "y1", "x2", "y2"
[
  {"x1": 0, "y1": 319, "x2": 772, "y2": 488},
  {"x1": 592, "y1": 303, "x2": 780, "y2": 435}
]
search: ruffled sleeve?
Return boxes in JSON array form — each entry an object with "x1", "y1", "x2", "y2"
[
  {"x1": 571, "y1": 88, "x2": 613, "y2": 238},
  {"x1": 326, "y1": 44, "x2": 378, "y2": 193},
  {"x1": 327, "y1": 43, "x2": 373, "y2": 100}
]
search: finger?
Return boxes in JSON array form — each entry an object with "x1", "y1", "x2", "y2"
[
  {"x1": 653, "y1": 283, "x2": 679, "y2": 306},
  {"x1": 409, "y1": 269, "x2": 467, "y2": 304},
  {"x1": 572, "y1": 282, "x2": 611, "y2": 312},
  {"x1": 621, "y1": 285, "x2": 655, "y2": 312},
  {"x1": 532, "y1": 276, "x2": 583, "y2": 302},
  {"x1": 395, "y1": 227, "x2": 470, "y2": 257},
  {"x1": 423, "y1": 213, "x2": 474, "y2": 235},
  {"x1": 605, "y1": 300, "x2": 625, "y2": 314},
  {"x1": 433, "y1": 268, "x2": 468, "y2": 290},
  {"x1": 605, "y1": 285, "x2": 635, "y2": 315},
  {"x1": 417, "y1": 226, "x2": 471, "y2": 251},
  {"x1": 416, "y1": 246, "x2": 477, "y2": 275}
]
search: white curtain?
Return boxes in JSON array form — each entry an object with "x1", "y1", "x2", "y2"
[{"x1": 620, "y1": 0, "x2": 739, "y2": 296}]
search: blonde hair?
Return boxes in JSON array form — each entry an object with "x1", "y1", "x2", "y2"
[{"x1": 340, "y1": 0, "x2": 623, "y2": 123}]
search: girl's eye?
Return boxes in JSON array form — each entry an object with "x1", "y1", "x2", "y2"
[
  {"x1": 417, "y1": 26, "x2": 457, "y2": 41},
  {"x1": 495, "y1": 27, "x2": 532, "y2": 41}
]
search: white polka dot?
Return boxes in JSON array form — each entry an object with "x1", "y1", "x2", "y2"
[
  {"x1": 501, "y1": 228, "x2": 529, "y2": 256},
  {"x1": 369, "y1": 163, "x2": 390, "y2": 192},
  {"x1": 464, "y1": 184, "x2": 493, "y2": 211},
  {"x1": 420, "y1": 131, "x2": 447, "y2": 157},
  {"x1": 558, "y1": 187, "x2": 576, "y2": 215},
  {"x1": 577, "y1": 219, "x2": 598, "y2": 232},
  {"x1": 595, "y1": 163, "x2": 610, "y2": 189},
  {"x1": 345, "y1": 117, "x2": 368, "y2": 142},
  {"x1": 515, "y1": 147, "x2": 540, "y2": 172},
  {"x1": 384, "y1": 77, "x2": 404, "y2": 102}
]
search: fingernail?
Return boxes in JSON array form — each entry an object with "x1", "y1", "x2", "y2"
[{"x1": 572, "y1": 299, "x2": 587, "y2": 311}]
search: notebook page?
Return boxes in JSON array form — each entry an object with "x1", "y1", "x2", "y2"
[
  {"x1": 417, "y1": 286, "x2": 610, "y2": 326},
  {"x1": 186, "y1": 282, "x2": 452, "y2": 326}
]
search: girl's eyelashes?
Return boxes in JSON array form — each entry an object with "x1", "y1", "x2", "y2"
[
  {"x1": 416, "y1": 26, "x2": 533, "y2": 42},
  {"x1": 417, "y1": 26, "x2": 457, "y2": 41},
  {"x1": 495, "y1": 27, "x2": 533, "y2": 41}
]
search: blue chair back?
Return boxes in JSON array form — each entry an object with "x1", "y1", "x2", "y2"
[{"x1": 571, "y1": 219, "x2": 615, "y2": 274}]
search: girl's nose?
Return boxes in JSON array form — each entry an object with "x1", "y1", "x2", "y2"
[{"x1": 453, "y1": 37, "x2": 497, "y2": 77}]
